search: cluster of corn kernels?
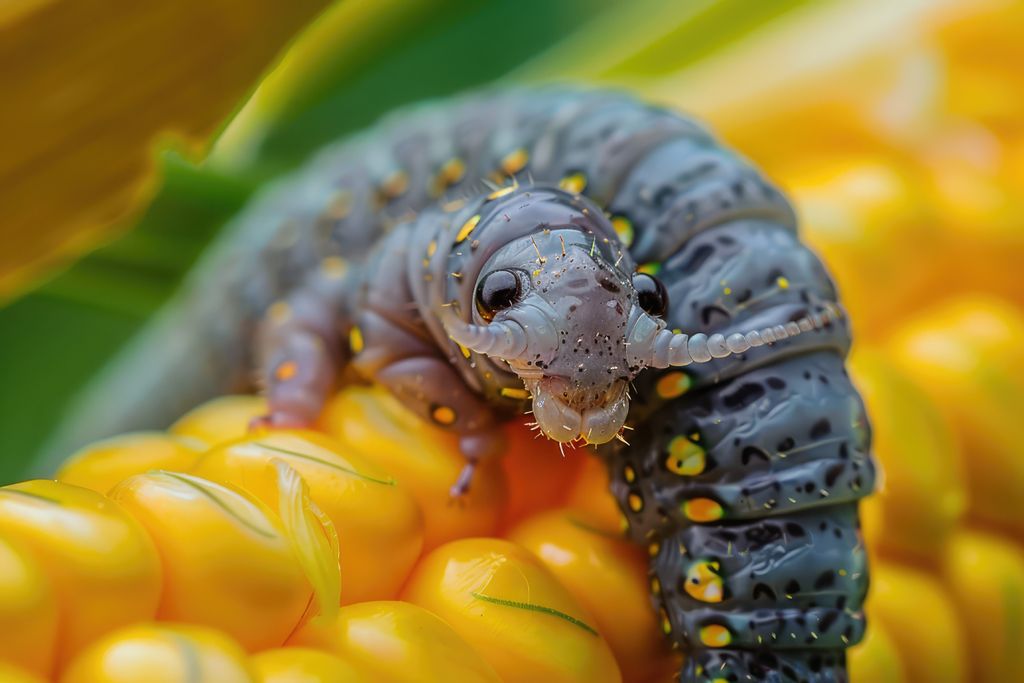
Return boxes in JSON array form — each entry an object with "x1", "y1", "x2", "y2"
[{"x1": 1, "y1": 385, "x2": 681, "y2": 683}]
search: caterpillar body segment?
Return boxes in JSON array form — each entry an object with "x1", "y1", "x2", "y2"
[
  {"x1": 588, "y1": 113, "x2": 872, "y2": 681},
  {"x1": 44, "y1": 88, "x2": 873, "y2": 682}
]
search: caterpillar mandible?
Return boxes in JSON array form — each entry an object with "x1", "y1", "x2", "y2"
[{"x1": 48, "y1": 88, "x2": 874, "y2": 683}]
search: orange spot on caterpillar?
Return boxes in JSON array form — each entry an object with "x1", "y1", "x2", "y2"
[
  {"x1": 656, "y1": 371, "x2": 691, "y2": 399},
  {"x1": 349, "y1": 327, "x2": 364, "y2": 354},
  {"x1": 559, "y1": 172, "x2": 587, "y2": 194},
  {"x1": 500, "y1": 148, "x2": 529, "y2": 175},
  {"x1": 274, "y1": 360, "x2": 298, "y2": 382},
  {"x1": 683, "y1": 497, "x2": 724, "y2": 523},
  {"x1": 699, "y1": 623, "x2": 732, "y2": 648},
  {"x1": 430, "y1": 405, "x2": 457, "y2": 426}
]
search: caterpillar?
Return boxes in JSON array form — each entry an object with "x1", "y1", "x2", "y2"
[{"x1": 46, "y1": 88, "x2": 873, "y2": 682}]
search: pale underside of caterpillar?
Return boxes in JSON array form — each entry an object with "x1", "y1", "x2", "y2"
[{"x1": 47, "y1": 88, "x2": 874, "y2": 683}]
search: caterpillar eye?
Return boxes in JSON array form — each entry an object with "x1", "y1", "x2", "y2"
[
  {"x1": 633, "y1": 272, "x2": 668, "y2": 317},
  {"x1": 476, "y1": 269, "x2": 522, "y2": 321}
]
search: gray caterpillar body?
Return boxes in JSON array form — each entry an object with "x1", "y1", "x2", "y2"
[{"x1": 47, "y1": 88, "x2": 873, "y2": 683}]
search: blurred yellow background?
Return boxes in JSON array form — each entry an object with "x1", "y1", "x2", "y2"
[{"x1": 1, "y1": 1, "x2": 1023, "y2": 682}]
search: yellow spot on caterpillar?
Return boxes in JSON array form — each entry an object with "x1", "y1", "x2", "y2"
[
  {"x1": 379, "y1": 170, "x2": 408, "y2": 200},
  {"x1": 683, "y1": 497, "x2": 724, "y2": 523},
  {"x1": 457, "y1": 343, "x2": 472, "y2": 359},
  {"x1": 723, "y1": 287, "x2": 732, "y2": 295},
  {"x1": 456, "y1": 214, "x2": 481, "y2": 243},
  {"x1": 619, "y1": 513, "x2": 630, "y2": 533},
  {"x1": 660, "y1": 608, "x2": 672, "y2": 635},
  {"x1": 267, "y1": 301, "x2": 291, "y2": 324},
  {"x1": 349, "y1": 327, "x2": 364, "y2": 354},
  {"x1": 442, "y1": 198, "x2": 466, "y2": 213},
  {"x1": 638, "y1": 262, "x2": 661, "y2": 276},
  {"x1": 559, "y1": 172, "x2": 587, "y2": 194},
  {"x1": 611, "y1": 215, "x2": 634, "y2": 247},
  {"x1": 623, "y1": 464, "x2": 636, "y2": 483},
  {"x1": 325, "y1": 190, "x2": 353, "y2": 220},
  {"x1": 699, "y1": 624, "x2": 732, "y2": 648},
  {"x1": 320, "y1": 256, "x2": 347, "y2": 279},
  {"x1": 532, "y1": 268, "x2": 542, "y2": 278},
  {"x1": 427, "y1": 241, "x2": 437, "y2": 257},
  {"x1": 431, "y1": 405, "x2": 457, "y2": 426},
  {"x1": 432, "y1": 157, "x2": 466, "y2": 195},
  {"x1": 685, "y1": 560, "x2": 724, "y2": 603},
  {"x1": 501, "y1": 148, "x2": 529, "y2": 175},
  {"x1": 777, "y1": 276, "x2": 790, "y2": 289},
  {"x1": 274, "y1": 360, "x2": 298, "y2": 382},
  {"x1": 666, "y1": 436, "x2": 705, "y2": 476},
  {"x1": 838, "y1": 569, "x2": 848, "y2": 577},
  {"x1": 648, "y1": 541, "x2": 660, "y2": 557},
  {"x1": 627, "y1": 492, "x2": 644, "y2": 512},
  {"x1": 487, "y1": 184, "x2": 517, "y2": 200},
  {"x1": 499, "y1": 386, "x2": 530, "y2": 400},
  {"x1": 656, "y1": 371, "x2": 691, "y2": 399},
  {"x1": 650, "y1": 576, "x2": 661, "y2": 595}
]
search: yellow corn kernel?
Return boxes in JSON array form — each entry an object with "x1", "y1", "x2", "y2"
[
  {"x1": 56, "y1": 432, "x2": 202, "y2": 494},
  {"x1": 402, "y1": 537, "x2": 621, "y2": 683},
  {"x1": 0, "y1": 480, "x2": 161, "y2": 669},
  {"x1": 0, "y1": 662, "x2": 46, "y2": 683},
  {"x1": 60, "y1": 623, "x2": 254, "y2": 683},
  {"x1": 787, "y1": 155, "x2": 931, "y2": 339},
  {"x1": 194, "y1": 429, "x2": 422, "y2": 605},
  {"x1": 889, "y1": 296, "x2": 1024, "y2": 538},
  {"x1": 941, "y1": 529, "x2": 1024, "y2": 682},
  {"x1": 498, "y1": 417, "x2": 587, "y2": 530},
  {"x1": 169, "y1": 395, "x2": 268, "y2": 448},
  {"x1": 0, "y1": 537, "x2": 58, "y2": 678},
  {"x1": 250, "y1": 647, "x2": 364, "y2": 683},
  {"x1": 868, "y1": 562, "x2": 967, "y2": 683},
  {"x1": 289, "y1": 601, "x2": 501, "y2": 683},
  {"x1": 564, "y1": 456, "x2": 623, "y2": 532},
  {"x1": 508, "y1": 509, "x2": 673, "y2": 682},
  {"x1": 847, "y1": 619, "x2": 907, "y2": 683},
  {"x1": 108, "y1": 472, "x2": 311, "y2": 651},
  {"x1": 320, "y1": 386, "x2": 506, "y2": 550},
  {"x1": 849, "y1": 349, "x2": 966, "y2": 564}
]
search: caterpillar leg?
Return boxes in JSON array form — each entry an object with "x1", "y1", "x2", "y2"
[
  {"x1": 255, "y1": 262, "x2": 353, "y2": 427},
  {"x1": 375, "y1": 355, "x2": 504, "y2": 497},
  {"x1": 350, "y1": 307, "x2": 504, "y2": 497}
]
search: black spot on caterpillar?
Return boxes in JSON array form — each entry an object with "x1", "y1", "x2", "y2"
[{"x1": 47, "y1": 87, "x2": 873, "y2": 683}]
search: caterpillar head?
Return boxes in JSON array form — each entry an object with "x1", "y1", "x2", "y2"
[
  {"x1": 442, "y1": 187, "x2": 837, "y2": 445},
  {"x1": 440, "y1": 188, "x2": 650, "y2": 444}
]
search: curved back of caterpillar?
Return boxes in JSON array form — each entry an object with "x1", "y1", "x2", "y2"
[{"x1": 48, "y1": 87, "x2": 873, "y2": 683}]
